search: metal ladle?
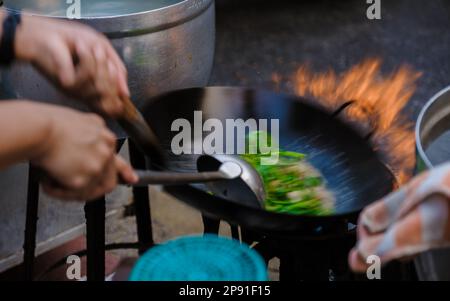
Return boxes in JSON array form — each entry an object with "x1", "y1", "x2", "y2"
[
  {"x1": 117, "y1": 97, "x2": 266, "y2": 209},
  {"x1": 197, "y1": 154, "x2": 266, "y2": 208}
]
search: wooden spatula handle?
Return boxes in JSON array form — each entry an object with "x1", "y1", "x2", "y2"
[
  {"x1": 121, "y1": 96, "x2": 140, "y2": 121},
  {"x1": 117, "y1": 97, "x2": 165, "y2": 165}
]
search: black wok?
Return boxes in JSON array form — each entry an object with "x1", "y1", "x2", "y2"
[{"x1": 137, "y1": 87, "x2": 396, "y2": 238}]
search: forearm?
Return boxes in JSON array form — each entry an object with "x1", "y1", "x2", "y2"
[
  {"x1": 0, "y1": 101, "x2": 52, "y2": 169},
  {"x1": 0, "y1": 8, "x2": 30, "y2": 63},
  {"x1": 0, "y1": 9, "x2": 5, "y2": 40}
]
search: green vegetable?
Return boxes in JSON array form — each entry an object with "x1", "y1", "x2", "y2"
[{"x1": 240, "y1": 132, "x2": 334, "y2": 216}]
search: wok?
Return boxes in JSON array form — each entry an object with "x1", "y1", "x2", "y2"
[{"x1": 138, "y1": 87, "x2": 396, "y2": 238}]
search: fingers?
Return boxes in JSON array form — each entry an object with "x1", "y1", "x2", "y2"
[
  {"x1": 72, "y1": 39, "x2": 126, "y2": 116},
  {"x1": 349, "y1": 194, "x2": 450, "y2": 273},
  {"x1": 100, "y1": 127, "x2": 117, "y2": 149},
  {"x1": 117, "y1": 71, "x2": 130, "y2": 101},
  {"x1": 349, "y1": 208, "x2": 422, "y2": 273},
  {"x1": 81, "y1": 155, "x2": 136, "y2": 200},
  {"x1": 103, "y1": 39, "x2": 130, "y2": 98},
  {"x1": 43, "y1": 159, "x2": 134, "y2": 202},
  {"x1": 93, "y1": 46, "x2": 124, "y2": 116},
  {"x1": 42, "y1": 161, "x2": 117, "y2": 202},
  {"x1": 20, "y1": 16, "x2": 129, "y2": 116},
  {"x1": 72, "y1": 42, "x2": 99, "y2": 98},
  {"x1": 53, "y1": 42, "x2": 77, "y2": 88},
  {"x1": 42, "y1": 147, "x2": 136, "y2": 202},
  {"x1": 89, "y1": 158, "x2": 119, "y2": 198},
  {"x1": 348, "y1": 249, "x2": 368, "y2": 273},
  {"x1": 47, "y1": 22, "x2": 129, "y2": 117},
  {"x1": 32, "y1": 39, "x2": 77, "y2": 90},
  {"x1": 89, "y1": 37, "x2": 129, "y2": 116},
  {"x1": 115, "y1": 156, "x2": 139, "y2": 184}
]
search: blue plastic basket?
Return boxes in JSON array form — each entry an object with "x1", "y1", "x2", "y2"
[{"x1": 129, "y1": 235, "x2": 268, "y2": 281}]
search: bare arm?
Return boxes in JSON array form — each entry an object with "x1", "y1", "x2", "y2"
[
  {"x1": 0, "y1": 100, "x2": 138, "y2": 201},
  {"x1": 0, "y1": 9, "x2": 138, "y2": 201},
  {"x1": 0, "y1": 101, "x2": 51, "y2": 169},
  {"x1": 0, "y1": 8, "x2": 129, "y2": 116},
  {"x1": 0, "y1": 9, "x2": 5, "y2": 37}
]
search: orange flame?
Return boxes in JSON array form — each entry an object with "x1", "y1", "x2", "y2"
[{"x1": 279, "y1": 59, "x2": 421, "y2": 184}]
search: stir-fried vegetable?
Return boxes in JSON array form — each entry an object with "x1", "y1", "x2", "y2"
[{"x1": 240, "y1": 131, "x2": 335, "y2": 216}]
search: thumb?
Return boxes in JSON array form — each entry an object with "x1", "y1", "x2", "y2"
[
  {"x1": 52, "y1": 41, "x2": 77, "y2": 88},
  {"x1": 115, "y1": 155, "x2": 138, "y2": 184}
]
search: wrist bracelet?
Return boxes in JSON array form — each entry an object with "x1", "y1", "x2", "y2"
[{"x1": 0, "y1": 10, "x2": 22, "y2": 66}]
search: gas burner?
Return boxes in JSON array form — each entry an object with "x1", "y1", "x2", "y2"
[{"x1": 202, "y1": 215, "x2": 356, "y2": 281}]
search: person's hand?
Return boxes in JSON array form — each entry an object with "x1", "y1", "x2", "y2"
[
  {"x1": 14, "y1": 15, "x2": 129, "y2": 117},
  {"x1": 31, "y1": 104, "x2": 138, "y2": 201},
  {"x1": 348, "y1": 163, "x2": 450, "y2": 273}
]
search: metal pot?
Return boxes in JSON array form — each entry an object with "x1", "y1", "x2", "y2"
[
  {"x1": 415, "y1": 85, "x2": 450, "y2": 280},
  {"x1": 0, "y1": 0, "x2": 215, "y2": 110},
  {"x1": 416, "y1": 85, "x2": 450, "y2": 171}
]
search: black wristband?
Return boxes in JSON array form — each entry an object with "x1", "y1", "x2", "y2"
[{"x1": 0, "y1": 10, "x2": 22, "y2": 66}]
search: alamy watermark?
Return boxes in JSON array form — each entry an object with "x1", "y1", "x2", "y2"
[
  {"x1": 171, "y1": 111, "x2": 280, "y2": 165},
  {"x1": 66, "y1": 0, "x2": 81, "y2": 19},
  {"x1": 64, "y1": 253, "x2": 382, "y2": 280},
  {"x1": 366, "y1": 0, "x2": 381, "y2": 20},
  {"x1": 66, "y1": 255, "x2": 82, "y2": 280},
  {"x1": 366, "y1": 255, "x2": 381, "y2": 280}
]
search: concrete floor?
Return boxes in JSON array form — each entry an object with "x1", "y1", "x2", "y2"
[{"x1": 105, "y1": 187, "x2": 204, "y2": 257}]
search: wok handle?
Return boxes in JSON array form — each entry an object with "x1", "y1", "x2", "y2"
[
  {"x1": 117, "y1": 97, "x2": 166, "y2": 165},
  {"x1": 125, "y1": 170, "x2": 235, "y2": 186},
  {"x1": 37, "y1": 168, "x2": 235, "y2": 190}
]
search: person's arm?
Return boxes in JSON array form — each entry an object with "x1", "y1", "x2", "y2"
[
  {"x1": 0, "y1": 10, "x2": 5, "y2": 37},
  {"x1": 0, "y1": 100, "x2": 138, "y2": 201},
  {"x1": 0, "y1": 8, "x2": 129, "y2": 116},
  {"x1": 0, "y1": 101, "x2": 51, "y2": 169}
]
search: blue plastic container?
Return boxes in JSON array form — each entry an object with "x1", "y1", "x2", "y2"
[{"x1": 129, "y1": 235, "x2": 268, "y2": 281}]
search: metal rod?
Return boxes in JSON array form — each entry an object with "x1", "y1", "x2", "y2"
[
  {"x1": 132, "y1": 170, "x2": 235, "y2": 186},
  {"x1": 129, "y1": 139, "x2": 154, "y2": 254},
  {"x1": 23, "y1": 165, "x2": 40, "y2": 281},
  {"x1": 84, "y1": 197, "x2": 106, "y2": 281}
]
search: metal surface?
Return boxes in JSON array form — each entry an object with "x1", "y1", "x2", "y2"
[
  {"x1": 197, "y1": 154, "x2": 265, "y2": 209},
  {"x1": 84, "y1": 196, "x2": 106, "y2": 282},
  {"x1": 0, "y1": 0, "x2": 215, "y2": 113},
  {"x1": 139, "y1": 87, "x2": 396, "y2": 237},
  {"x1": 23, "y1": 166, "x2": 39, "y2": 281},
  {"x1": 416, "y1": 85, "x2": 450, "y2": 171},
  {"x1": 132, "y1": 161, "x2": 243, "y2": 186},
  {"x1": 117, "y1": 94, "x2": 262, "y2": 204},
  {"x1": 128, "y1": 139, "x2": 154, "y2": 255},
  {"x1": 3, "y1": 1, "x2": 184, "y2": 18},
  {"x1": 415, "y1": 86, "x2": 450, "y2": 281}
]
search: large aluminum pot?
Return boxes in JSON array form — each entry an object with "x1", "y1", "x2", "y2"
[
  {"x1": 415, "y1": 86, "x2": 450, "y2": 280},
  {"x1": 0, "y1": 0, "x2": 215, "y2": 112}
]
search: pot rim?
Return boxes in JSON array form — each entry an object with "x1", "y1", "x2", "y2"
[
  {"x1": 3, "y1": 0, "x2": 214, "y2": 37},
  {"x1": 415, "y1": 85, "x2": 450, "y2": 169}
]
